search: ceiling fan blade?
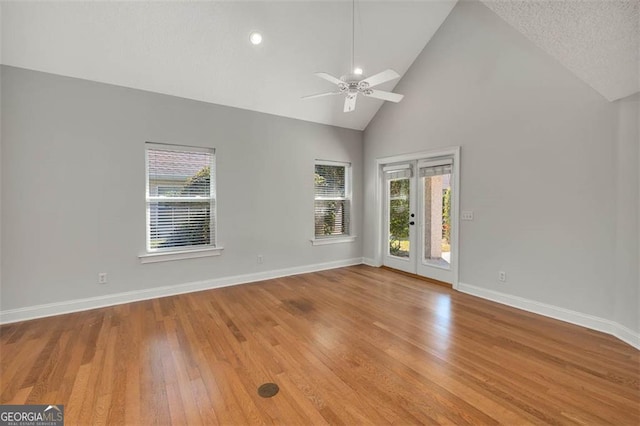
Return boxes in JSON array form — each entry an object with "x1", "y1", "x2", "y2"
[
  {"x1": 361, "y1": 69, "x2": 400, "y2": 88},
  {"x1": 365, "y1": 89, "x2": 404, "y2": 103},
  {"x1": 302, "y1": 91, "x2": 341, "y2": 100},
  {"x1": 344, "y1": 94, "x2": 357, "y2": 112},
  {"x1": 315, "y1": 72, "x2": 344, "y2": 86}
]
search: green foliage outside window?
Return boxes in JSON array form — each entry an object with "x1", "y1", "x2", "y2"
[{"x1": 442, "y1": 187, "x2": 451, "y2": 244}]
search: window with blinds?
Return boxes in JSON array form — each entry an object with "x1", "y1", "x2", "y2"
[
  {"x1": 314, "y1": 161, "x2": 351, "y2": 237},
  {"x1": 145, "y1": 143, "x2": 216, "y2": 252}
]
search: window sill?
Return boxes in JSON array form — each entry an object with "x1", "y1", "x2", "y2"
[
  {"x1": 310, "y1": 236, "x2": 357, "y2": 246},
  {"x1": 139, "y1": 247, "x2": 224, "y2": 264}
]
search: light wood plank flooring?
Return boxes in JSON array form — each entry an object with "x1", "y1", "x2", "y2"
[{"x1": 1, "y1": 265, "x2": 638, "y2": 425}]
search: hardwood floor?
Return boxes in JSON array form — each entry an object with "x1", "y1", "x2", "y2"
[{"x1": 1, "y1": 265, "x2": 638, "y2": 425}]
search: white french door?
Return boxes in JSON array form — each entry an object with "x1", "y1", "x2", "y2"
[{"x1": 381, "y1": 151, "x2": 458, "y2": 285}]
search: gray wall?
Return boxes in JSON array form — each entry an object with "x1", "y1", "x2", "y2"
[
  {"x1": 1, "y1": 65, "x2": 363, "y2": 311},
  {"x1": 0, "y1": 64, "x2": 3, "y2": 298},
  {"x1": 614, "y1": 95, "x2": 640, "y2": 331},
  {"x1": 363, "y1": 0, "x2": 639, "y2": 331}
]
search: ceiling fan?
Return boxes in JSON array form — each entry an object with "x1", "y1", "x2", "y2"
[{"x1": 302, "y1": 0, "x2": 404, "y2": 113}]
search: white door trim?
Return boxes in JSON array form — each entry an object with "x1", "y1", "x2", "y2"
[{"x1": 375, "y1": 147, "x2": 461, "y2": 289}]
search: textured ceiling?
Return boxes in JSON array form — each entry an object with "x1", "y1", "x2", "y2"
[
  {"x1": 0, "y1": 1, "x2": 457, "y2": 130},
  {"x1": 481, "y1": 0, "x2": 639, "y2": 101}
]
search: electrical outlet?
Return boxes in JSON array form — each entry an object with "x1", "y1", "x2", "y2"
[
  {"x1": 257, "y1": 255, "x2": 264, "y2": 264},
  {"x1": 98, "y1": 272, "x2": 108, "y2": 284},
  {"x1": 461, "y1": 211, "x2": 474, "y2": 221},
  {"x1": 498, "y1": 271, "x2": 506, "y2": 282}
]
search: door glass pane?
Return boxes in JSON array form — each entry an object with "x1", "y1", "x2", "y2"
[
  {"x1": 388, "y1": 178, "x2": 410, "y2": 258},
  {"x1": 422, "y1": 173, "x2": 451, "y2": 268}
]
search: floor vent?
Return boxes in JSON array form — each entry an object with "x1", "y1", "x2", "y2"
[{"x1": 257, "y1": 383, "x2": 279, "y2": 398}]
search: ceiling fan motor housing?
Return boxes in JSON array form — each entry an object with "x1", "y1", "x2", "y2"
[{"x1": 340, "y1": 74, "x2": 372, "y2": 94}]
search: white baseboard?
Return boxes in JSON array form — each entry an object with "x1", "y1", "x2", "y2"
[
  {"x1": 613, "y1": 323, "x2": 640, "y2": 350},
  {"x1": 362, "y1": 257, "x2": 381, "y2": 267},
  {"x1": 458, "y1": 282, "x2": 640, "y2": 350},
  {"x1": 0, "y1": 257, "x2": 364, "y2": 325}
]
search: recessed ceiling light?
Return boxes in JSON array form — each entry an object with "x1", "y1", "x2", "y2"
[
  {"x1": 249, "y1": 32, "x2": 263, "y2": 45},
  {"x1": 354, "y1": 67, "x2": 363, "y2": 75}
]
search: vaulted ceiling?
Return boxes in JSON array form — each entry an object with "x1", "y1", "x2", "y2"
[
  {"x1": 0, "y1": 1, "x2": 457, "y2": 130},
  {"x1": 1, "y1": 1, "x2": 638, "y2": 131}
]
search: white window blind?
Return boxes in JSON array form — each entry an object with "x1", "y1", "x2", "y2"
[
  {"x1": 384, "y1": 164, "x2": 413, "y2": 181},
  {"x1": 145, "y1": 143, "x2": 216, "y2": 252},
  {"x1": 419, "y1": 164, "x2": 452, "y2": 178},
  {"x1": 419, "y1": 159, "x2": 453, "y2": 178},
  {"x1": 314, "y1": 161, "x2": 351, "y2": 237}
]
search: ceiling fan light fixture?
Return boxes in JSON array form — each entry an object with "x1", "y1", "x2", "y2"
[
  {"x1": 301, "y1": 0, "x2": 403, "y2": 112},
  {"x1": 249, "y1": 32, "x2": 263, "y2": 45}
]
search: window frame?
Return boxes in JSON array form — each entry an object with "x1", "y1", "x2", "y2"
[
  {"x1": 311, "y1": 160, "x2": 356, "y2": 245},
  {"x1": 139, "y1": 142, "x2": 222, "y2": 263}
]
